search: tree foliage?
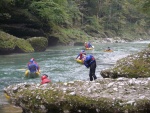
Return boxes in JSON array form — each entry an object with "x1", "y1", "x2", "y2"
[
  {"x1": 143, "y1": 0, "x2": 150, "y2": 13},
  {"x1": 0, "y1": 0, "x2": 149, "y2": 41}
]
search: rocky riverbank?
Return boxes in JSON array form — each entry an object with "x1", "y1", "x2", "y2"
[
  {"x1": 101, "y1": 47, "x2": 150, "y2": 78},
  {"x1": 0, "y1": 29, "x2": 127, "y2": 55},
  {"x1": 0, "y1": 31, "x2": 48, "y2": 55},
  {"x1": 4, "y1": 77, "x2": 150, "y2": 113}
]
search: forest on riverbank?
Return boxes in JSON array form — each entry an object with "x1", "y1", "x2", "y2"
[{"x1": 0, "y1": 0, "x2": 150, "y2": 47}]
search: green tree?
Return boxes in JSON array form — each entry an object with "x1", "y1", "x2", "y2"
[{"x1": 29, "y1": 0, "x2": 70, "y2": 26}]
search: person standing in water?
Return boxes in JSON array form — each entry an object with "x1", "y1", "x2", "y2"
[{"x1": 84, "y1": 54, "x2": 97, "y2": 81}]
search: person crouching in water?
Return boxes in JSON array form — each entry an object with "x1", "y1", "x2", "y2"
[
  {"x1": 84, "y1": 54, "x2": 97, "y2": 81},
  {"x1": 30, "y1": 58, "x2": 40, "y2": 72},
  {"x1": 28, "y1": 59, "x2": 39, "y2": 73},
  {"x1": 76, "y1": 50, "x2": 86, "y2": 61},
  {"x1": 41, "y1": 74, "x2": 51, "y2": 85}
]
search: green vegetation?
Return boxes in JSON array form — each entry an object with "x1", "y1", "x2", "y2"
[
  {"x1": 27, "y1": 37, "x2": 48, "y2": 51},
  {"x1": 0, "y1": 0, "x2": 149, "y2": 46},
  {"x1": 0, "y1": 31, "x2": 16, "y2": 49},
  {"x1": 101, "y1": 47, "x2": 150, "y2": 78},
  {"x1": 15, "y1": 38, "x2": 34, "y2": 53},
  {"x1": 0, "y1": 31, "x2": 49, "y2": 54},
  {"x1": 7, "y1": 82, "x2": 150, "y2": 113}
]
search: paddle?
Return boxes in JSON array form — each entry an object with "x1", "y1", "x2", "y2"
[{"x1": 17, "y1": 69, "x2": 27, "y2": 70}]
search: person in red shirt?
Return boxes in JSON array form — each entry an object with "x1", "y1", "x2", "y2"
[
  {"x1": 76, "y1": 50, "x2": 86, "y2": 60},
  {"x1": 84, "y1": 42, "x2": 88, "y2": 48},
  {"x1": 41, "y1": 74, "x2": 51, "y2": 85}
]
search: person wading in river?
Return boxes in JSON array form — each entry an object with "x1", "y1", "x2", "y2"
[{"x1": 41, "y1": 74, "x2": 51, "y2": 85}]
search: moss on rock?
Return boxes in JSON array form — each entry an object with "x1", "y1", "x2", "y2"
[
  {"x1": 15, "y1": 38, "x2": 34, "y2": 53},
  {"x1": 4, "y1": 78, "x2": 150, "y2": 113},
  {"x1": 27, "y1": 37, "x2": 48, "y2": 52},
  {"x1": 0, "y1": 31, "x2": 16, "y2": 54},
  {"x1": 101, "y1": 47, "x2": 150, "y2": 78},
  {"x1": 0, "y1": 31, "x2": 35, "y2": 54}
]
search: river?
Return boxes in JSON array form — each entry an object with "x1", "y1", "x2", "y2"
[{"x1": 0, "y1": 41, "x2": 149, "y2": 113}]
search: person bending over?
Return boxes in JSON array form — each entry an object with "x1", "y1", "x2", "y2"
[{"x1": 84, "y1": 54, "x2": 97, "y2": 81}]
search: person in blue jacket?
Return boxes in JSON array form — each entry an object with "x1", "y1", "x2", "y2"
[
  {"x1": 28, "y1": 59, "x2": 39, "y2": 73},
  {"x1": 87, "y1": 42, "x2": 93, "y2": 48},
  {"x1": 84, "y1": 54, "x2": 97, "y2": 81}
]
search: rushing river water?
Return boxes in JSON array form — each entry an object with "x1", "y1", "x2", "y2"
[{"x1": 0, "y1": 41, "x2": 150, "y2": 113}]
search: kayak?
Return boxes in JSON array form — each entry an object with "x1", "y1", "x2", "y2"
[
  {"x1": 85, "y1": 47, "x2": 93, "y2": 50},
  {"x1": 25, "y1": 70, "x2": 40, "y2": 78},
  {"x1": 76, "y1": 59, "x2": 84, "y2": 64},
  {"x1": 4, "y1": 92, "x2": 10, "y2": 100},
  {"x1": 104, "y1": 50, "x2": 113, "y2": 52}
]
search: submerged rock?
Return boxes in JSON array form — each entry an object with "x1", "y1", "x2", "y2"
[{"x1": 4, "y1": 78, "x2": 150, "y2": 113}]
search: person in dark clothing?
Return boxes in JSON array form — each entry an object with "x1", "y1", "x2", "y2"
[{"x1": 84, "y1": 54, "x2": 97, "y2": 81}]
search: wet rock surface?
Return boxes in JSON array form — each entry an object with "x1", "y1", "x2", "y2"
[
  {"x1": 0, "y1": 31, "x2": 48, "y2": 54},
  {"x1": 101, "y1": 48, "x2": 150, "y2": 78}
]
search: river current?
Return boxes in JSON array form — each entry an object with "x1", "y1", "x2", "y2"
[{"x1": 0, "y1": 41, "x2": 150, "y2": 112}]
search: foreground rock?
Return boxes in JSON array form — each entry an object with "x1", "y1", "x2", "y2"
[
  {"x1": 4, "y1": 78, "x2": 150, "y2": 113},
  {"x1": 101, "y1": 47, "x2": 150, "y2": 78}
]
